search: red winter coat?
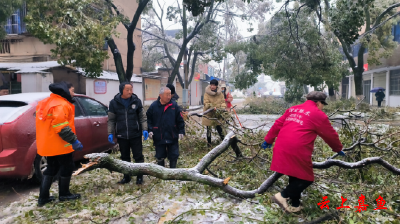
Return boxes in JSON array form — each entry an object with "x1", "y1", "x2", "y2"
[{"x1": 264, "y1": 100, "x2": 342, "y2": 181}]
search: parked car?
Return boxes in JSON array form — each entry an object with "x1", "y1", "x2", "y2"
[{"x1": 0, "y1": 92, "x2": 114, "y2": 182}]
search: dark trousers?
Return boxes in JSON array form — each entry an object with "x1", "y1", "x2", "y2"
[
  {"x1": 206, "y1": 126, "x2": 224, "y2": 143},
  {"x1": 118, "y1": 137, "x2": 144, "y2": 163},
  {"x1": 155, "y1": 142, "x2": 179, "y2": 161},
  {"x1": 43, "y1": 152, "x2": 74, "y2": 177},
  {"x1": 378, "y1": 101, "x2": 382, "y2": 107},
  {"x1": 280, "y1": 175, "x2": 313, "y2": 207}
]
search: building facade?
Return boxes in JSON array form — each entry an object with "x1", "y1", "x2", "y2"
[
  {"x1": 339, "y1": 21, "x2": 400, "y2": 107},
  {"x1": 0, "y1": 1, "x2": 143, "y2": 105}
]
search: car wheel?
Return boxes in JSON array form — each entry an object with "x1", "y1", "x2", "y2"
[{"x1": 33, "y1": 155, "x2": 48, "y2": 183}]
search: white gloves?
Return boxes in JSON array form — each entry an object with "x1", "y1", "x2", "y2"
[
  {"x1": 149, "y1": 132, "x2": 154, "y2": 139},
  {"x1": 179, "y1": 134, "x2": 184, "y2": 140}
]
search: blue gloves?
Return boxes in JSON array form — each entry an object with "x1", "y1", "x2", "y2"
[
  {"x1": 338, "y1": 151, "x2": 346, "y2": 156},
  {"x1": 143, "y1": 131, "x2": 149, "y2": 141},
  {"x1": 108, "y1": 134, "x2": 115, "y2": 144},
  {"x1": 72, "y1": 140, "x2": 83, "y2": 151},
  {"x1": 261, "y1": 141, "x2": 273, "y2": 149}
]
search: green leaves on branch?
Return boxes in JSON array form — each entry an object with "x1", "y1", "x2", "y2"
[
  {"x1": 25, "y1": 0, "x2": 120, "y2": 77},
  {"x1": 329, "y1": 0, "x2": 373, "y2": 45},
  {"x1": 231, "y1": 8, "x2": 348, "y2": 93}
]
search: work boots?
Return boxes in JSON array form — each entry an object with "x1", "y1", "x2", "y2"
[
  {"x1": 58, "y1": 176, "x2": 81, "y2": 201},
  {"x1": 170, "y1": 160, "x2": 178, "y2": 168},
  {"x1": 38, "y1": 175, "x2": 55, "y2": 206},
  {"x1": 157, "y1": 158, "x2": 165, "y2": 167},
  {"x1": 136, "y1": 160, "x2": 144, "y2": 185},
  {"x1": 118, "y1": 174, "x2": 131, "y2": 184}
]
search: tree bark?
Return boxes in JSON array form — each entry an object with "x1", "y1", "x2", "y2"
[
  {"x1": 189, "y1": 52, "x2": 200, "y2": 84},
  {"x1": 327, "y1": 83, "x2": 336, "y2": 101},
  {"x1": 107, "y1": 37, "x2": 126, "y2": 83},
  {"x1": 125, "y1": 0, "x2": 150, "y2": 82}
]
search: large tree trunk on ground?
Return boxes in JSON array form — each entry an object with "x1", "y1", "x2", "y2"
[{"x1": 74, "y1": 130, "x2": 400, "y2": 198}]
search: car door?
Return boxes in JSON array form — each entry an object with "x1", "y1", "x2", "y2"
[
  {"x1": 71, "y1": 99, "x2": 92, "y2": 161},
  {"x1": 76, "y1": 97, "x2": 110, "y2": 153}
]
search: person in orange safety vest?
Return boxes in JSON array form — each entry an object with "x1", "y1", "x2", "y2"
[{"x1": 36, "y1": 82, "x2": 82, "y2": 206}]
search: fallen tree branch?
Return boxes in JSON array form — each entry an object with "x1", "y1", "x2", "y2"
[
  {"x1": 74, "y1": 132, "x2": 400, "y2": 199},
  {"x1": 314, "y1": 157, "x2": 400, "y2": 174}
]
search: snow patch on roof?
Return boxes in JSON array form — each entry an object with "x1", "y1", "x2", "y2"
[
  {"x1": 0, "y1": 61, "x2": 63, "y2": 73},
  {"x1": 0, "y1": 61, "x2": 143, "y2": 83},
  {"x1": 77, "y1": 68, "x2": 142, "y2": 83}
]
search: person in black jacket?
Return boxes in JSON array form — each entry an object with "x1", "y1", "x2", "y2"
[
  {"x1": 375, "y1": 89, "x2": 385, "y2": 107},
  {"x1": 107, "y1": 82, "x2": 148, "y2": 184},
  {"x1": 147, "y1": 86, "x2": 185, "y2": 168}
]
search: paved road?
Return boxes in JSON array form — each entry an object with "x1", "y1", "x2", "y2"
[
  {"x1": 0, "y1": 161, "x2": 84, "y2": 208},
  {"x1": 0, "y1": 178, "x2": 40, "y2": 207}
]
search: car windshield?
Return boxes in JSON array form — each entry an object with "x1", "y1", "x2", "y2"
[{"x1": 0, "y1": 101, "x2": 31, "y2": 124}]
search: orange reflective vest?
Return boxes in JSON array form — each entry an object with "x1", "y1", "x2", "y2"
[{"x1": 36, "y1": 93, "x2": 76, "y2": 156}]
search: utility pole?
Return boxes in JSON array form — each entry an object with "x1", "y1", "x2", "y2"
[
  {"x1": 223, "y1": 1, "x2": 229, "y2": 81},
  {"x1": 182, "y1": 3, "x2": 189, "y2": 107}
]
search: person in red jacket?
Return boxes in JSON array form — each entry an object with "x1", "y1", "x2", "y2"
[{"x1": 263, "y1": 91, "x2": 344, "y2": 213}]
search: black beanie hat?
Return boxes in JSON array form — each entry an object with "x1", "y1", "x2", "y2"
[
  {"x1": 210, "y1": 79, "x2": 218, "y2": 86},
  {"x1": 119, "y1": 81, "x2": 132, "y2": 94},
  {"x1": 49, "y1": 82, "x2": 74, "y2": 103},
  {"x1": 166, "y1": 83, "x2": 176, "y2": 95}
]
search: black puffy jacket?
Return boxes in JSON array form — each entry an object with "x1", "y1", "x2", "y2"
[
  {"x1": 108, "y1": 93, "x2": 147, "y2": 139},
  {"x1": 146, "y1": 99, "x2": 185, "y2": 145}
]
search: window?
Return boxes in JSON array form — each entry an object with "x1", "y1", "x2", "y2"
[
  {"x1": 4, "y1": 6, "x2": 27, "y2": 35},
  {"x1": 76, "y1": 97, "x2": 107, "y2": 116},
  {"x1": 390, "y1": 69, "x2": 400, "y2": 95},
  {"x1": 73, "y1": 101, "x2": 84, "y2": 117},
  {"x1": 393, "y1": 22, "x2": 400, "y2": 43}
]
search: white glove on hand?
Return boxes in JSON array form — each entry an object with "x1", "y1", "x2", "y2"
[
  {"x1": 149, "y1": 132, "x2": 154, "y2": 139},
  {"x1": 179, "y1": 134, "x2": 184, "y2": 140}
]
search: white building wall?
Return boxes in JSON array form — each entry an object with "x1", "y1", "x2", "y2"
[
  {"x1": 21, "y1": 73, "x2": 53, "y2": 93},
  {"x1": 189, "y1": 79, "x2": 202, "y2": 105},
  {"x1": 389, "y1": 96, "x2": 400, "y2": 107},
  {"x1": 86, "y1": 78, "x2": 143, "y2": 107}
]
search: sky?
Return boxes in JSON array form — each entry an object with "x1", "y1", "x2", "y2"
[
  {"x1": 146, "y1": 0, "x2": 285, "y2": 79},
  {"x1": 153, "y1": 0, "x2": 284, "y2": 38}
]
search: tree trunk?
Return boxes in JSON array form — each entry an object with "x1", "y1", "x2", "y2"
[
  {"x1": 125, "y1": 0, "x2": 150, "y2": 82},
  {"x1": 188, "y1": 52, "x2": 199, "y2": 84},
  {"x1": 327, "y1": 83, "x2": 336, "y2": 101},
  {"x1": 107, "y1": 38, "x2": 126, "y2": 83}
]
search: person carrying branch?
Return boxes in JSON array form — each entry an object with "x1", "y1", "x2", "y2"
[
  {"x1": 202, "y1": 79, "x2": 226, "y2": 147},
  {"x1": 147, "y1": 86, "x2": 185, "y2": 168},
  {"x1": 263, "y1": 91, "x2": 345, "y2": 213},
  {"x1": 107, "y1": 82, "x2": 148, "y2": 185}
]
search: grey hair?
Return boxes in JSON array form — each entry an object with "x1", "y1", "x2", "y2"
[{"x1": 159, "y1": 86, "x2": 171, "y2": 94}]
